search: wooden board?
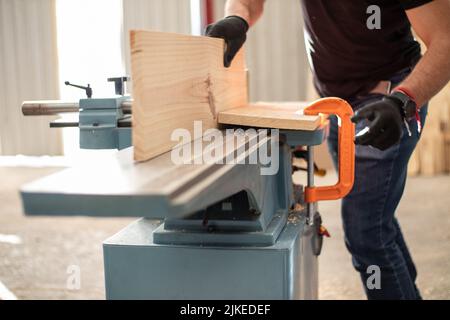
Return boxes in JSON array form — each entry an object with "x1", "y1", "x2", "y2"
[
  {"x1": 408, "y1": 82, "x2": 450, "y2": 176},
  {"x1": 218, "y1": 102, "x2": 322, "y2": 131},
  {"x1": 130, "y1": 30, "x2": 248, "y2": 161},
  {"x1": 407, "y1": 37, "x2": 450, "y2": 176},
  {"x1": 130, "y1": 30, "x2": 322, "y2": 162}
]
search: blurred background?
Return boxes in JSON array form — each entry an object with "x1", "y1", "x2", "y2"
[
  {"x1": 0, "y1": 0, "x2": 320, "y2": 162},
  {"x1": 0, "y1": 0, "x2": 449, "y2": 300},
  {"x1": 1, "y1": 0, "x2": 449, "y2": 172}
]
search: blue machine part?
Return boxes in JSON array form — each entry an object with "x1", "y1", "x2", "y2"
[
  {"x1": 103, "y1": 215, "x2": 319, "y2": 300},
  {"x1": 282, "y1": 127, "x2": 327, "y2": 147},
  {"x1": 20, "y1": 132, "x2": 298, "y2": 220},
  {"x1": 20, "y1": 124, "x2": 326, "y2": 300},
  {"x1": 152, "y1": 141, "x2": 295, "y2": 247},
  {"x1": 79, "y1": 97, "x2": 131, "y2": 150}
]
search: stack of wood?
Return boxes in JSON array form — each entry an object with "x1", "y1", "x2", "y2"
[
  {"x1": 408, "y1": 82, "x2": 450, "y2": 176},
  {"x1": 408, "y1": 36, "x2": 450, "y2": 176}
]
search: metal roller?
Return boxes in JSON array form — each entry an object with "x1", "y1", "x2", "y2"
[{"x1": 22, "y1": 100, "x2": 133, "y2": 116}]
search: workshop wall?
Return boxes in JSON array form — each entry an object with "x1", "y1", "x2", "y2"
[
  {"x1": 408, "y1": 82, "x2": 450, "y2": 176},
  {"x1": 213, "y1": 0, "x2": 309, "y2": 102},
  {"x1": 408, "y1": 40, "x2": 450, "y2": 176},
  {"x1": 0, "y1": 0, "x2": 62, "y2": 155},
  {"x1": 124, "y1": 0, "x2": 310, "y2": 102},
  {"x1": 122, "y1": 0, "x2": 191, "y2": 81}
]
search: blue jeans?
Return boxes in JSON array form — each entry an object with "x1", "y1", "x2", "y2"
[{"x1": 327, "y1": 73, "x2": 428, "y2": 300}]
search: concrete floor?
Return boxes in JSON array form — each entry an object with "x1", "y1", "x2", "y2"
[
  {"x1": 0, "y1": 165, "x2": 449, "y2": 300},
  {"x1": 309, "y1": 173, "x2": 450, "y2": 299}
]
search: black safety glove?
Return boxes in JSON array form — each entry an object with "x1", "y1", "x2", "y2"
[
  {"x1": 351, "y1": 96, "x2": 405, "y2": 151},
  {"x1": 205, "y1": 15, "x2": 249, "y2": 67}
]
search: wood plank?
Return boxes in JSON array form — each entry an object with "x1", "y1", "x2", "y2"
[
  {"x1": 416, "y1": 83, "x2": 450, "y2": 176},
  {"x1": 408, "y1": 148, "x2": 420, "y2": 176},
  {"x1": 130, "y1": 30, "x2": 323, "y2": 162},
  {"x1": 218, "y1": 102, "x2": 322, "y2": 131},
  {"x1": 130, "y1": 30, "x2": 248, "y2": 161},
  {"x1": 445, "y1": 131, "x2": 450, "y2": 173},
  {"x1": 410, "y1": 36, "x2": 450, "y2": 176},
  {"x1": 419, "y1": 132, "x2": 441, "y2": 176},
  {"x1": 435, "y1": 83, "x2": 450, "y2": 174}
]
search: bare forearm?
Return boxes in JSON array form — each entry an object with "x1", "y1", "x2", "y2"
[
  {"x1": 401, "y1": 0, "x2": 450, "y2": 107},
  {"x1": 224, "y1": 0, "x2": 265, "y2": 26},
  {"x1": 399, "y1": 39, "x2": 450, "y2": 107}
]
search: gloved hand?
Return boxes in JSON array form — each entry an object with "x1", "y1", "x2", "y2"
[
  {"x1": 205, "y1": 16, "x2": 249, "y2": 67},
  {"x1": 351, "y1": 96, "x2": 404, "y2": 151}
]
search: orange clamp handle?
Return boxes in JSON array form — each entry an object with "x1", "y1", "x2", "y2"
[{"x1": 304, "y1": 98, "x2": 355, "y2": 203}]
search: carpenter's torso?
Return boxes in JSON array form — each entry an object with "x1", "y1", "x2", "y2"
[{"x1": 301, "y1": 0, "x2": 432, "y2": 98}]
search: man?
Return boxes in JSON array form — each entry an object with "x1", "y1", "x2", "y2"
[{"x1": 206, "y1": 0, "x2": 450, "y2": 299}]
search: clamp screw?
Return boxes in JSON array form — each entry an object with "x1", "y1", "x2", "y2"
[
  {"x1": 108, "y1": 76, "x2": 129, "y2": 96},
  {"x1": 65, "y1": 81, "x2": 93, "y2": 99}
]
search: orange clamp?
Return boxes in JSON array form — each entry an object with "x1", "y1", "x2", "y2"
[{"x1": 304, "y1": 98, "x2": 355, "y2": 203}]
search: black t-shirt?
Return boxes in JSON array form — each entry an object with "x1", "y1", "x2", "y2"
[{"x1": 301, "y1": 0, "x2": 433, "y2": 99}]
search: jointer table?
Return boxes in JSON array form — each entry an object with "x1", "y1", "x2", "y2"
[{"x1": 20, "y1": 92, "x2": 355, "y2": 300}]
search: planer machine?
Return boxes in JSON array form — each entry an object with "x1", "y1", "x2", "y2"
[{"x1": 20, "y1": 78, "x2": 355, "y2": 299}]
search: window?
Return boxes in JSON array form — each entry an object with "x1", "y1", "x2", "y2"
[{"x1": 56, "y1": 0, "x2": 124, "y2": 156}]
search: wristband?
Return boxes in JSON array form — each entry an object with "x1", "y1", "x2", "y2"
[
  {"x1": 393, "y1": 86, "x2": 421, "y2": 134},
  {"x1": 393, "y1": 86, "x2": 417, "y2": 109}
]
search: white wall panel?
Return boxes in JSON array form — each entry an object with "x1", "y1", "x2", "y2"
[
  {"x1": 122, "y1": 0, "x2": 192, "y2": 75},
  {"x1": 0, "y1": 0, "x2": 62, "y2": 155},
  {"x1": 213, "y1": 0, "x2": 310, "y2": 102}
]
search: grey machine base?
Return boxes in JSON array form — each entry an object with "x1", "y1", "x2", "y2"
[{"x1": 103, "y1": 216, "x2": 319, "y2": 300}]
